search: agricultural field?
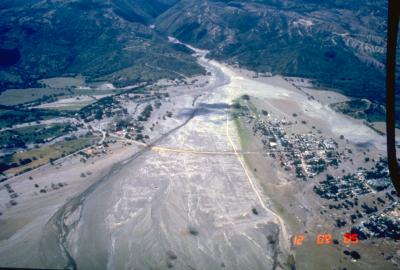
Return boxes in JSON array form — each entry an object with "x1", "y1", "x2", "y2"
[
  {"x1": 0, "y1": 86, "x2": 120, "y2": 107},
  {"x1": 0, "y1": 135, "x2": 98, "y2": 176},
  {"x1": 34, "y1": 95, "x2": 110, "y2": 111},
  {"x1": 0, "y1": 87, "x2": 69, "y2": 106},
  {"x1": 39, "y1": 77, "x2": 86, "y2": 88},
  {"x1": 0, "y1": 123, "x2": 77, "y2": 149},
  {"x1": 0, "y1": 108, "x2": 66, "y2": 129}
]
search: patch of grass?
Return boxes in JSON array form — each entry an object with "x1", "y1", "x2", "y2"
[
  {"x1": 39, "y1": 77, "x2": 85, "y2": 88},
  {"x1": 0, "y1": 123, "x2": 76, "y2": 148},
  {"x1": 40, "y1": 101, "x2": 95, "y2": 112},
  {"x1": 0, "y1": 107, "x2": 68, "y2": 128},
  {"x1": 232, "y1": 108, "x2": 256, "y2": 151},
  {"x1": 287, "y1": 254, "x2": 296, "y2": 270},
  {"x1": 330, "y1": 99, "x2": 387, "y2": 124},
  {"x1": 0, "y1": 88, "x2": 68, "y2": 106},
  {"x1": 2, "y1": 136, "x2": 97, "y2": 176},
  {"x1": 0, "y1": 84, "x2": 120, "y2": 108},
  {"x1": 231, "y1": 108, "x2": 300, "y2": 231}
]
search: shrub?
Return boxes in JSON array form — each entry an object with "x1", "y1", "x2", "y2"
[
  {"x1": 188, "y1": 227, "x2": 199, "y2": 236},
  {"x1": 241, "y1": 94, "x2": 250, "y2": 100},
  {"x1": 135, "y1": 134, "x2": 143, "y2": 141}
]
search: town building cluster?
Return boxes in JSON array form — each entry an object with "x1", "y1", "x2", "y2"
[
  {"x1": 252, "y1": 117, "x2": 340, "y2": 180},
  {"x1": 240, "y1": 104, "x2": 399, "y2": 241},
  {"x1": 313, "y1": 158, "x2": 392, "y2": 200}
]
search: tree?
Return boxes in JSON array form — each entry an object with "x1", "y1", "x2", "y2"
[
  {"x1": 49, "y1": 158, "x2": 55, "y2": 165},
  {"x1": 94, "y1": 110, "x2": 103, "y2": 120},
  {"x1": 241, "y1": 94, "x2": 250, "y2": 100},
  {"x1": 135, "y1": 134, "x2": 143, "y2": 141}
]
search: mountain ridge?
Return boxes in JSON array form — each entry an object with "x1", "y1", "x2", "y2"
[
  {"x1": 0, "y1": 0, "x2": 202, "y2": 91},
  {"x1": 155, "y1": 0, "x2": 389, "y2": 103},
  {"x1": 0, "y1": 0, "x2": 397, "y2": 116}
]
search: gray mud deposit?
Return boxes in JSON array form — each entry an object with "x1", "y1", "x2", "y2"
[{"x1": 39, "y1": 48, "x2": 288, "y2": 270}]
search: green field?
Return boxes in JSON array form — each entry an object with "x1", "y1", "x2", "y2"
[
  {"x1": 0, "y1": 123, "x2": 76, "y2": 148},
  {"x1": 330, "y1": 99, "x2": 387, "y2": 124},
  {"x1": 0, "y1": 136, "x2": 98, "y2": 176},
  {"x1": 0, "y1": 87, "x2": 69, "y2": 106},
  {"x1": 39, "y1": 77, "x2": 85, "y2": 88},
  {"x1": 0, "y1": 86, "x2": 120, "y2": 107},
  {"x1": 42, "y1": 103, "x2": 93, "y2": 111},
  {"x1": 0, "y1": 108, "x2": 67, "y2": 128}
]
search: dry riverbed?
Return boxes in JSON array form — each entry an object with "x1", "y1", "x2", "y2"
[{"x1": 1, "y1": 45, "x2": 398, "y2": 270}]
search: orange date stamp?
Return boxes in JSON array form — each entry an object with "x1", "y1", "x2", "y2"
[{"x1": 292, "y1": 233, "x2": 359, "y2": 246}]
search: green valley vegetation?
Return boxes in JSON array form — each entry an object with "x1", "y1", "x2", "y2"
[
  {"x1": 78, "y1": 96, "x2": 121, "y2": 122},
  {"x1": 138, "y1": 104, "x2": 153, "y2": 122},
  {"x1": 330, "y1": 99, "x2": 388, "y2": 125},
  {"x1": 0, "y1": 106, "x2": 69, "y2": 128},
  {"x1": 0, "y1": 135, "x2": 97, "y2": 176},
  {"x1": 0, "y1": 123, "x2": 77, "y2": 149}
]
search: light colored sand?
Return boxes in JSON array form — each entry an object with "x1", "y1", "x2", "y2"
[
  {"x1": 214, "y1": 61, "x2": 386, "y2": 151},
  {"x1": 0, "y1": 141, "x2": 143, "y2": 267}
]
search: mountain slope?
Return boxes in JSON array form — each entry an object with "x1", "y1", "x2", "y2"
[
  {"x1": 0, "y1": 0, "x2": 396, "y2": 114},
  {"x1": 155, "y1": 0, "x2": 389, "y2": 104},
  {"x1": 0, "y1": 0, "x2": 203, "y2": 91}
]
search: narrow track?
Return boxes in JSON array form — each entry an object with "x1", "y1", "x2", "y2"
[{"x1": 225, "y1": 111, "x2": 291, "y2": 253}]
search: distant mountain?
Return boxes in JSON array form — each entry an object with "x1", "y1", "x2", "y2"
[
  {"x1": 110, "y1": 0, "x2": 179, "y2": 24},
  {"x1": 155, "y1": 0, "x2": 390, "y2": 104},
  {"x1": 0, "y1": 0, "x2": 202, "y2": 91}
]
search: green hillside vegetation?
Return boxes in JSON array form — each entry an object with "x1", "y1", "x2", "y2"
[
  {"x1": 155, "y1": 0, "x2": 397, "y2": 123},
  {"x1": 0, "y1": 0, "x2": 203, "y2": 91},
  {"x1": 1, "y1": 0, "x2": 397, "y2": 124}
]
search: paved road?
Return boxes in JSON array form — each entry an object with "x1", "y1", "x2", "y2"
[{"x1": 41, "y1": 47, "x2": 290, "y2": 270}]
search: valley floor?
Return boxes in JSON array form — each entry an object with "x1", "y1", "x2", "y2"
[{"x1": 0, "y1": 45, "x2": 398, "y2": 270}]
